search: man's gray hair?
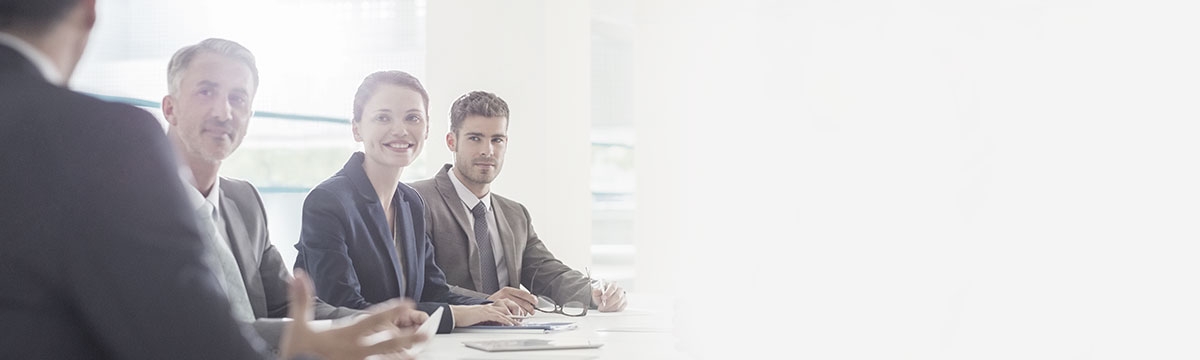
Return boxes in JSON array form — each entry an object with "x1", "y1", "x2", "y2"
[{"x1": 166, "y1": 38, "x2": 259, "y2": 96}]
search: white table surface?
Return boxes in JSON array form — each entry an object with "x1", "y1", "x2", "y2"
[{"x1": 414, "y1": 294, "x2": 692, "y2": 360}]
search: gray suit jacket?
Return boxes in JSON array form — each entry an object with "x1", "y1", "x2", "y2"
[
  {"x1": 219, "y1": 177, "x2": 361, "y2": 350},
  {"x1": 410, "y1": 165, "x2": 592, "y2": 306}
]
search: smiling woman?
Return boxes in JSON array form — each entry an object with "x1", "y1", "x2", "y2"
[
  {"x1": 293, "y1": 70, "x2": 520, "y2": 334},
  {"x1": 351, "y1": 71, "x2": 430, "y2": 178}
]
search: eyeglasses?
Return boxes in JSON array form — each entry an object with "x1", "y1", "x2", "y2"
[{"x1": 527, "y1": 266, "x2": 590, "y2": 317}]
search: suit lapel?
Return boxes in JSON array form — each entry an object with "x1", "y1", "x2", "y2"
[
  {"x1": 218, "y1": 184, "x2": 265, "y2": 317},
  {"x1": 491, "y1": 199, "x2": 522, "y2": 288},
  {"x1": 435, "y1": 168, "x2": 484, "y2": 292},
  {"x1": 397, "y1": 194, "x2": 420, "y2": 297},
  {"x1": 364, "y1": 196, "x2": 406, "y2": 296},
  {"x1": 345, "y1": 153, "x2": 407, "y2": 297}
]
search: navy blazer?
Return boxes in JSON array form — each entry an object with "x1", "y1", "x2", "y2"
[{"x1": 294, "y1": 152, "x2": 487, "y2": 333}]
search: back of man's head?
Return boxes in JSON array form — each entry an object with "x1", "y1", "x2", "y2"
[{"x1": 0, "y1": 0, "x2": 81, "y2": 33}]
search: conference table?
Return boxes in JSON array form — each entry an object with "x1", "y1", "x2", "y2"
[{"x1": 415, "y1": 294, "x2": 691, "y2": 360}]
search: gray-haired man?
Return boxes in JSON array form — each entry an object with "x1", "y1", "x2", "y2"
[{"x1": 161, "y1": 38, "x2": 428, "y2": 352}]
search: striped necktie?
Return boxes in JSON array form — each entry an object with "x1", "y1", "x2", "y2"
[{"x1": 471, "y1": 202, "x2": 501, "y2": 294}]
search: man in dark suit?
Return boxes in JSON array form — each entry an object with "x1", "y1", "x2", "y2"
[
  {"x1": 0, "y1": 1, "x2": 423, "y2": 358},
  {"x1": 411, "y1": 91, "x2": 629, "y2": 313},
  {"x1": 162, "y1": 38, "x2": 428, "y2": 351}
]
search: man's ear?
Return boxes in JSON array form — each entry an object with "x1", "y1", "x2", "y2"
[
  {"x1": 446, "y1": 132, "x2": 456, "y2": 152},
  {"x1": 161, "y1": 95, "x2": 177, "y2": 126}
]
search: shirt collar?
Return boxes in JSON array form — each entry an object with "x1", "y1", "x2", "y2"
[
  {"x1": 447, "y1": 165, "x2": 491, "y2": 212},
  {"x1": 0, "y1": 32, "x2": 66, "y2": 86},
  {"x1": 178, "y1": 166, "x2": 221, "y2": 215}
]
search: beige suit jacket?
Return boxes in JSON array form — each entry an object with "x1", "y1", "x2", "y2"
[{"x1": 410, "y1": 165, "x2": 592, "y2": 306}]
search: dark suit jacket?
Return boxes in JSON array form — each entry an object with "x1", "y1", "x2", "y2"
[
  {"x1": 410, "y1": 164, "x2": 593, "y2": 307},
  {"x1": 294, "y1": 152, "x2": 488, "y2": 333},
  {"x1": 0, "y1": 44, "x2": 267, "y2": 359},
  {"x1": 220, "y1": 177, "x2": 361, "y2": 350}
]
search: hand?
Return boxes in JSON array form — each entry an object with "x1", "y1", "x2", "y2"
[
  {"x1": 449, "y1": 304, "x2": 519, "y2": 327},
  {"x1": 280, "y1": 270, "x2": 429, "y2": 360},
  {"x1": 366, "y1": 299, "x2": 429, "y2": 328},
  {"x1": 489, "y1": 298, "x2": 526, "y2": 317},
  {"x1": 591, "y1": 280, "x2": 628, "y2": 312},
  {"x1": 487, "y1": 287, "x2": 537, "y2": 315}
]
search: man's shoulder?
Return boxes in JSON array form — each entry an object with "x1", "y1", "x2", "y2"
[
  {"x1": 490, "y1": 192, "x2": 523, "y2": 208},
  {"x1": 219, "y1": 176, "x2": 264, "y2": 208},
  {"x1": 487, "y1": 193, "x2": 530, "y2": 223},
  {"x1": 408, "y1": 177, "x2": 438, "y2": 195},
  {"x1": 3, "y1": 79, "x2": 156, "y2": 131},
  {"x1": 1, "y1": 80, "x2": 166, "y2": 178},
  {"x1": 220, "y1": 176, "x2": 257, "y2": 194}
]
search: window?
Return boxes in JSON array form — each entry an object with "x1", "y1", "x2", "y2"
[
  {"x1": 590, "y1": 0, "x2": 636, "y2": 289},
  {"x1": 77, "y1": 0, "x2": 640, "y2": 289},
  {"x1": 77, "y1": 0, "x2": 429, "y2": 267}
]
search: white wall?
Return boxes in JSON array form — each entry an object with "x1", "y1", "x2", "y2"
[
  {"x1": 633, "y1": 1, "x2": 1200, "y2": 359},
  {"x1": 424, "y1": 0, "x2": 593, "y2": 269}
]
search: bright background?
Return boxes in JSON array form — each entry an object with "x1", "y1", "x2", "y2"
[{"x1": 73, "y1": 0, "x2": 1200, "y2": 358}]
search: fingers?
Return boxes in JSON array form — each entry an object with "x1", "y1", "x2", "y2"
[
  {"x1": 515, "y1": 299, "x2": 535, "y2": 315},
  {"x1": 607, "y1": 296, "x2": 628, "y2": 312},
  {"x1": 288, "y1": 270, "x2": 316, "y2": 323},
  {"x1": 494, "y1": 299, "x2": 522, "y2": 316},
  {"x1": 599, "y1": 291, "x2": 628, "y2": 312},
  {"x1": 365, "y1": 298, "x2": 427, "y2": 329},
  {"x1": 491, "y1": 300, "x2": 515, "y2": 315},
  {"x1": 592, "y1": 281, "x2": 627, "y2": 312},
  {"x1": 490, "y1": 288, "x2": 538, "y2": 315},
  {"x1": 280, "y1": 271, "x2": 316, "y2": 360},
  {"x1": 381, "y1": 299, "x2": 425, "y2": 328},
  {"x1": 455, "y1": 304, "x2": 521, "y2": 327},
  {"x1": 603, "y1": 282, "x2": 620, "y2": 298},
  {"x1": 344, "y1": 302, "x2": 409, "y2": 338},
  {"x1": 479, "y1": 306, "x2": 520, "y2": 326},
  {"x1": 511, "y1": 290, "x2": 538, "y2": 315},
  {"x1": 487, "y1": 308, "x2": 520, "y2": 326},
  {"x1": 501, "y1": 288, "x2": 538, "y2": 311},
  {"x1": 602, "y1": 283, "x2": 620, "y2": 306},
  {"x1": 405, "y1": 309, "x2": 430, "y2": 328},
  {"x1": 591, "y1": 282, "x2": 614, "y2": 308}
]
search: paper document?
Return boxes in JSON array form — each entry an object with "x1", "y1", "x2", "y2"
[{"x1": 458, "y1": 321, "x2": 577, "y2": 332}]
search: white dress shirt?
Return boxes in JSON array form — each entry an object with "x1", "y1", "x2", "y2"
[
  {"x1": 0, "y1": 32, "x2": 66, "y2": 85},
  {"x1": 447, "y1": 166, "x2": 510, "y2": 288},
  {"x1": 182, "y1": 175, "x2": 224, "y2": 239}
]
